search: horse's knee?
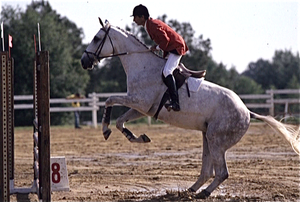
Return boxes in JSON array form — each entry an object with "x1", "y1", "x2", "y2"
[
  {"x1": 105, "y1": 97, "x2": 113, "y2": 106},
  {"x1": 115, "y1": 117, "x2": 124, "y2": 131}
]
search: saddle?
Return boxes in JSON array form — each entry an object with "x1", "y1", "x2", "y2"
[
  {"x1": 154, "y1": 63, "x2": 206, "y2": 119},
  {"x1": 167, "y1": 63, "x2": 206, "y2": 89}
]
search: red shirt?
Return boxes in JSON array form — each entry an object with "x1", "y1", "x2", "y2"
[{"x1": 145, "y1": 18, "x2": 188, "y2": 57}]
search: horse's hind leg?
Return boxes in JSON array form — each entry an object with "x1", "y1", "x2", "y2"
[
  {"x1": 194, "y1": 129, "x2": 234, "y2": 198},
  {"x1": 189, "y1": 132, "x2": 214, "y2": 192},
  {"x1": 196, "y1": 148, "x2": 228, "y2": 199},
  {"x1": 115, "y1": 109, "x2": 151, "y2": 143}
]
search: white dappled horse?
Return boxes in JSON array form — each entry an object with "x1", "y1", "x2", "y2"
[{"x1": 81, "y1": 19, "x2": 300, "y2": 198}]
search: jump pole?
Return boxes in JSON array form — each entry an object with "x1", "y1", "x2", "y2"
[
  {"x1": 35, "y1": 50, "x2": 51, "y2": 201},
  {"x1": 0, "y1": 51, "x2": 13, "y2": 202},
  {"x1": 0, "y1": 51, "x2": 51, "y2": 201}
]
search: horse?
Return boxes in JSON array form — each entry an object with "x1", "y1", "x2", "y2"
[{"x1": 81, "y1": 19, "x2": 300, "y2": 198}]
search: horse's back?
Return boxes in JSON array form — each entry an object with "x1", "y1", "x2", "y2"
[
  {"x1": 199, "y1": 80, "x2": 249, "y2": 117},
  {"x1": 159, "y1": 79, "x2": 250, "y2": 132}
]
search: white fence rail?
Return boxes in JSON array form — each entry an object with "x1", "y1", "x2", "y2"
[
  {"x1": 14, "y1": 89, "x2": 299, "y2": 128},
  {"x1": 239, "y1": 94, "x2": 273, "y2": 110}
]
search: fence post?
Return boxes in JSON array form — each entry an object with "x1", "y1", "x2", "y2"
[
  {"x1": 284, "y1": 101, "x2": 289, "y2": 123},
  {"x1": 91, "y1": 92, "x2": 98, "y2": 128},
  {"x1": 284, "y1": 102, "x2": 289, "y2": 115},
  {"x1": 147, "y1": 117, "x2": 151, "y2": 126},
  {"x1": 268, "y1": 89, "x2": 274, "y2": 116}
]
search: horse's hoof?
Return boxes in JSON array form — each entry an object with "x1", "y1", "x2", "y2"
[
  {"x1": 187, "y1": 188, "x2": 196, "y2": 193},
  {"x1": 164, "y1": 104, "x2": 172, "y2": 112},
  {"x1": 195, "y1": 190, "x2": 210, "y2": 199},
  {"x1": 164, "y1": 103, "x2": 180, "y2": 112},
  {"x1": 103, "y1": 129, "x2": 112, "y2": 140},
  {"x1": 140, "y1": 134, "x2": 151, "y2": 143}
]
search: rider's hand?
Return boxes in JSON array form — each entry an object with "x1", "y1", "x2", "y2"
[{"x1": 150, "y1": 45, "x2": 159, "y2": 52}]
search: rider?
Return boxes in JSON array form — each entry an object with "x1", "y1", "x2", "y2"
[{"x1": 131, "y1": 4, "x2": 188, "y2": 112}]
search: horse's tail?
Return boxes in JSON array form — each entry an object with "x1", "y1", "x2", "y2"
[{"x1": 250, "y1": 111, "x2": 300, "y2": 155}]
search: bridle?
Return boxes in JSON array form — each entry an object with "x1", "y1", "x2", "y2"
[
  {"x1": 84, "y1": 24, "x2": 151, "y2": 64},
  {"x1": 84, "y1": 25, "x2": 127, "y2": 63}
]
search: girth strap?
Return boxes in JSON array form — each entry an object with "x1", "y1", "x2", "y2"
[{"x1": 154, "y1": 91, "x2": 169, "y2": 120}]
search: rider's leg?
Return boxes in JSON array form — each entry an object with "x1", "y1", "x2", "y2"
[
  {"x1": 164, "y1": 74, "x2": 180, "y2": 111},
  {"x1": 163, "y1": 53, "x2": 181, "y2": 111}
]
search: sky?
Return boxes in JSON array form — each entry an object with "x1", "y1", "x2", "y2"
[{"x1": 1, "y1": 0, "x2": 299, "y2": 73}]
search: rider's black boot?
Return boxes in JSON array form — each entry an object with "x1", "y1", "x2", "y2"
[{"x1": 164, "y1": 74, "x2": 180, "y2": 112}]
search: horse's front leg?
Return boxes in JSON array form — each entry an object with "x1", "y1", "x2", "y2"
[
  {"x1": 102, "y1": 95, "x2": 139, "y2": 140},
  {"x1": 102, "y1": 95, "x2": 150, "y2": 142},
  {"x1": 116, "y1": 109, "x2": 151, "y2": 143},
  {"x1": 102, "y1": 106, "x2": 113, "y2": 140}
]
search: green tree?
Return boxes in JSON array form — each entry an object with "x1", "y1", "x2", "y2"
[
  {"x1": 233, "y1": 76, "x2": 263, "y2": 94},
  {"x1": 204, "y1": 59, "x2": 262, "y2": 94},
  {"x1": 1, "y1": 1, "x2": 89, "y2": 125},
  {"x1": 272, "y1": 50, "x2": 300, "y2": 89},
  {"x1": 287, "y1": 75, "x2": 300, "y2": 89},
  {"x1": 242, "y1": 59, "x2": 275, "y2": 89},
  {"x1": 242, "y1": 50, "x2": 300, "y2": 90}
]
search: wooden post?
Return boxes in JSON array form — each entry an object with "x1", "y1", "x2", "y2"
[
  {"x1": 147, "y1": 117, "x2": 151, "y2": 126},
  {"x1": 91, "y1": 92, "x2": 98, "y2": 129},
  {"x1": 268, "y1": 89, "x2": 274, "y2": 116},
  {"x1": 37, "y1": 51, "x2": 51, "y2": 201}
]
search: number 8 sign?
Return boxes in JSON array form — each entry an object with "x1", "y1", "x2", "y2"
[
  {"x1": 50, "y1": 157, "x2": 69, "y2": 191},
  {"x1": 52, "y1": 162, "x2": 61, "y2": 183}
]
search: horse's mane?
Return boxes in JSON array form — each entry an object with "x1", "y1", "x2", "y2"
[{"x1": 115, "y1": 26, "x2": 164, "y2": 59}]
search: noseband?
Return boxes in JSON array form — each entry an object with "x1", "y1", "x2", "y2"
[{"x1": 84, "y1": 25, "x2": 128, "y2": 63}]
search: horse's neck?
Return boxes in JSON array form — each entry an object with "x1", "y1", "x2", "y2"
[
  {"x1": 112, "y1": 27, "x2": 166, "y2": 94},
  {"x1": 111, "y1": 28, "x2": 162, "y2": 72},
  {"x1": 119, "y1": 52, "x2": 163, "y2": 74},
  {"x1": 119, "y1": 53, "x2": 165, "y2": 93}
]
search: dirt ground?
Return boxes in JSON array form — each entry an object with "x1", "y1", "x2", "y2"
[{"x1": 10, "y1": 122, "x2": 300, "y2": 202}]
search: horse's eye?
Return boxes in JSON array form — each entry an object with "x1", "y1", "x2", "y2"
[{"x1": 93, "y1": 36, "x2": 100, "y2": 42}]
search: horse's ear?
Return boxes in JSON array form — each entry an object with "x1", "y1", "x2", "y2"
[
  {"x1": 104, "y1": 20, "x2": 110, "y2": 29},
  {"x1": 98, "y1": 17, "x2": 104, "y2": 28}
]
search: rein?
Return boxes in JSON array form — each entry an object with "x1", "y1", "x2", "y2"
[{"x1": 84, "y1": 25, "x2": 151, "y2": 62}]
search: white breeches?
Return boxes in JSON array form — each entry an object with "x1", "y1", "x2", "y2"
[{"x1": 163, "y1": 53, "x2": 182, "y2": 77}]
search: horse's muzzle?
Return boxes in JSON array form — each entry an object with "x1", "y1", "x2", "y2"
[{"x1": 81, "y1": 54, "x2": 94, "y2": 70}]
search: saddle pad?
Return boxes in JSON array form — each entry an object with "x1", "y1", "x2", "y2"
[{"x1": 187, "y1": 77, "x2": 205, "y2": 92}]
